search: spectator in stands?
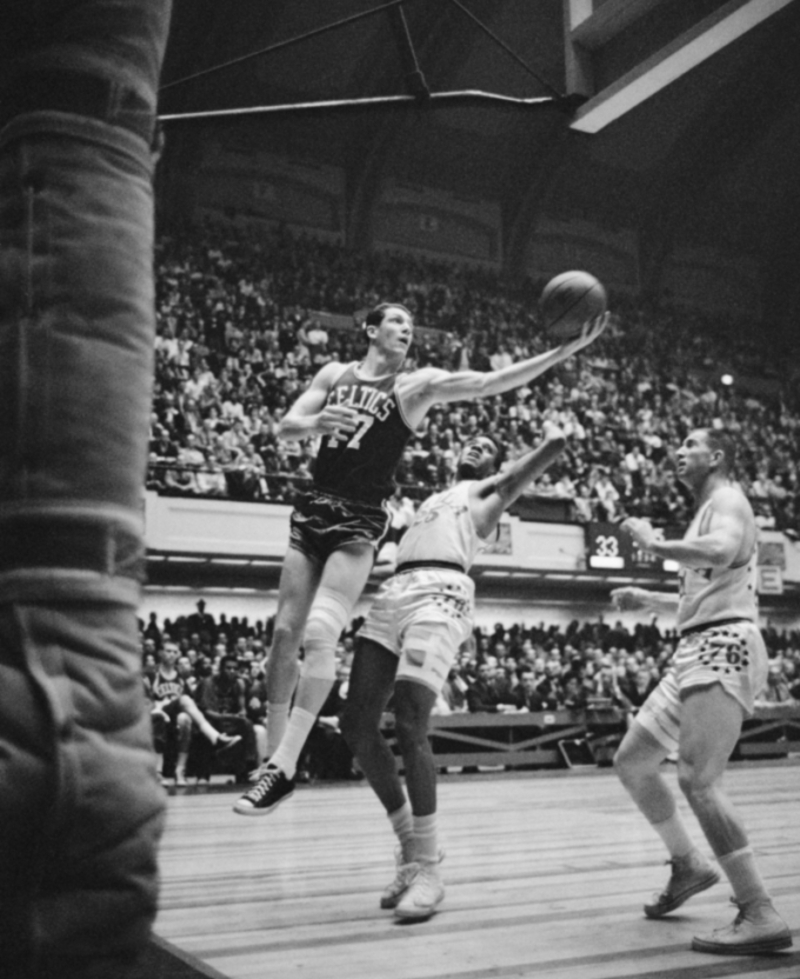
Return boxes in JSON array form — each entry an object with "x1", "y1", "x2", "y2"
[
  {"x1": 617, "y1": 656, "x2": 659, "y2": 724},
  {"x1": 757, "y1": 661, "x2": 795, "y2": 705},
  {"x1": 142, "y1": 647, "x2": 159, "y2": 688},
  {"x1": 593, "y1": 468, "x2": 621, "y2": 522},
  {"x1": 562, "y1": 675, "x2": 590, "y2": 713},
  {"x1": 441, "y1": 666, "x2": 470, "y2": 713},
  {"x1": 467, "y1": 661, "x2": 504, "y2": 713},
  {"x1": 245, "y1": 661, "x2": 269, "y2": 766},
  {"x1": 493, "y1": 659, "x2": 522, "y2": 711},
  {"x1": 515, "y1": 670, "x2": 546, "y2": 712},
  {"x1": 149, "y1": 220, "x2": 800, "y2": 531},
  {"x1": 535, "y1": 659, "x2": 565, "y2": 711},
  {"x1": 197, "y1": 654, "x2": 256, "y2": 782},
  {"x1": 176, "y1": 654, "x2": 199, "y2": 698},
  {"x1": 304, "y1": 661, "x2": 360, "y2": 780},
  {"x1": 188, "y1": 599, "x2": 217, "y2": 643}
]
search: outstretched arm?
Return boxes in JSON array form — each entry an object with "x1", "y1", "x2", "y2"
[
  {"x1": 610, "y1": 587, "x2": 678, "y2": 614},
  {"x1": 468, "y1": 421, "x2": 568, "y2": 539},
  {"x1": 277, "y1": 361, "x2": 360, "y2": 443},
  {"x1": 398, "y1": 315, "x2": 607, "y2": 429}
]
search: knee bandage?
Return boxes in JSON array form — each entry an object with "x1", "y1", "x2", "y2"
[{"x1": 301, "y1": 590, "x2": 350, "y2": 681}]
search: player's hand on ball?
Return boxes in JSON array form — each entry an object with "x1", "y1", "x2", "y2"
[
  {"x1": 620, "y1": 516, "x2": 656, "y2": 551},
  {"x1": 611, "y1": 587, "x2": 648, "y2": 612},
  {"x1": 560, "y1": 311, "x2": 609, "y2": 356},
  {"x1": 317, "y1": 404, "x2": 360, "y2": 438}
]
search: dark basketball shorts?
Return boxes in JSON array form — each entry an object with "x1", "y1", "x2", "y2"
[
  {"x1": 289, "y1": 489, "x2": 390, "y2": 565},
  {"x1": 163, "y1": 698, "x2": 186, "y2": 722}
]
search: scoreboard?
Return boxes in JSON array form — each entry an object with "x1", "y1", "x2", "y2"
[{"x1": 585, "y1": 522, "x2": 679, "y2": 575}]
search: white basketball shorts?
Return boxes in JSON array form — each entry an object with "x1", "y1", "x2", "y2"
[
  {"x1": 359, "y1": 567, "x2": 474, "y2": 694},
  {"x1": 636, "y1": 619, "x2": 768, "y2": 753}
]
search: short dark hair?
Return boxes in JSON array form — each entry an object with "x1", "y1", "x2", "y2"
[
  {"x1": 363, "y1": 302, "x2": 413, "y2": 331},
  {"x1": 475, "y1": 433, "x2": 506, "y2": 470},
  {"x1": 697, "y1": 428, "x2": 737, "y2": 474}
]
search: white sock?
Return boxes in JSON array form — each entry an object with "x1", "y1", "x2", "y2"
[
  {"x1": 388, "y1": 802, "x2": 414, "y2": 863},
  {"x1": 269, "y1": 707, "x2": 316, "y2": 779},
  {"x1": 651, "y1": 811, "x2": 695, "y2": 859},
  {"x1": 413, "y1": 813, "x2": 439, "y2": 865},
  {"x1": 266, "y1": 701, "x2": 290, "y2": 756},
  {"x1": 719, "y1": 847, "x2": 770, "y2": 907}
]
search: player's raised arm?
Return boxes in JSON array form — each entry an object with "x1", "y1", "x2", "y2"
[
  {"x1": 277, "y1": 361, "x2": 360, "y2": 443},
  {"x1": 621, "y1": 487, "x2": 747, "y2": 570},
  {"x1": 398, "y1": 315, "x2": 607, "y2": 426},
  {"x1": 468, "y1": 422, "x2": 568, "y2": 538}
]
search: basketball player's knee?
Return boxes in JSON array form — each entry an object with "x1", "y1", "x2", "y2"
[
  {"x1": 394, "y1": 708, "x2": 429, "y2": 755},
  {"x1": 677, "y1": 759, "x2": 715, "y2": 805},
  {"x1": 271, "y1": 620, "x2": 303, "y2": 655},
  {"x1": 613, "y1": 740, "x2": 650, "y2": 788},
  {"x1": 301, "y1": 589, "x2": 350, "y2": 681}
]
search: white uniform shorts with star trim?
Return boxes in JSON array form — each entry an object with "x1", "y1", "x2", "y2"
[
  {"x1": 636, "y1": 619, "x2": 768, "y2": 754},
  {"x1": 359, "y1": 568, "x2": 474, "y2": 693}
]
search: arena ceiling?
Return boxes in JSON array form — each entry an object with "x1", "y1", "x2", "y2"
[{"x1": 159, "y1": 0, "x2": 800, "y2": 342}]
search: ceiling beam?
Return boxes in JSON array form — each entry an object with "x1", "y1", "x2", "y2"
[
  {"x1": 570, "y1": 0, "x2": 796, "y2": 133},
  {"x1": 568, "y1": 0, "x2": 667, "y2": 50}
]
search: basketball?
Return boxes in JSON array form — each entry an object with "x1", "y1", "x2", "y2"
[{"x1": 540, "y1": 270, "x2": 607, "y2": 341}]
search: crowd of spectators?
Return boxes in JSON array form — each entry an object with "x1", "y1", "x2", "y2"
[
  {"x1": 148, "y1": 220, "x2": 800, "y2": 535},
  {"x1": 140, "y1": 599, "x2": 800, "y2": 784}
]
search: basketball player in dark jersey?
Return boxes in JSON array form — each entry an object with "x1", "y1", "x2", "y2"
[{"x1": 235, "y1": 302, "x2": 606, "y2": 815}]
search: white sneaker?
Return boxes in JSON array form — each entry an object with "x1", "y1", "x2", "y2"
[
  {"x1": 692, "y1": 899, "x2": 792, "y2": 955},
  {"x1": 380, "y1": 846, "x2": 445, "y2": 909},
  {"x1": 644, "y1": 852, "x2": 720, "y2": 918},
  {"x1": 380, "y1": 848, "x2": 419, "y2": 909},
  {"x1": 394, "y1": 862, "x2": 445, "y2": 920}
]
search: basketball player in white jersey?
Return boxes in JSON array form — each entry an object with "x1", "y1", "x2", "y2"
[
  {"x1": 611, "y1": 428, "x2": 791, "y2": 955},
  {"x1": 235, "y1": 304, "x2": 606, "y2": 816},
  {"x1": 340, "y1": 421, "x2": 567, "y2": 919}
]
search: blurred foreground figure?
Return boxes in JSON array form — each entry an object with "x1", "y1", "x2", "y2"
[{"x1": 0, "y1": 3, "x2": 172, "y2": 976}]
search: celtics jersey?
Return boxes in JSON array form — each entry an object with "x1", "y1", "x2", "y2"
[
  {"x1": 313, "y1": 362, "x2": 415, "y2": 505},
  {"x1": 150, "y1": 669, "x2": 185, "y2": 704}
]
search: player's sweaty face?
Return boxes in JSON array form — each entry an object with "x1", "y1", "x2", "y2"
[
  {"x1": 377, "y1": 307, "x2": 414, "y2": 352},
  {"x1": 460, "y1": 437, "x2": 497, "y2": 475},
  {"x1": 675, "y1": 431, "x2": 712, "y2": 483}
]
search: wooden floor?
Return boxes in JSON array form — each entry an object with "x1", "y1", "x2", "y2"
[{"x1": 155, "y1": 761, "x2": 800, "y2": 979}]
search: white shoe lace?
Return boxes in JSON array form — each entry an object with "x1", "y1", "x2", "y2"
[{"x1": 245, "y1": 767, "x2": 282, "y2": 803}]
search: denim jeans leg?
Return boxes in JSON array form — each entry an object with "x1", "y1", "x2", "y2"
[{"x1": 0, "y1": 117, "x2": 167, "y2": 977}]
